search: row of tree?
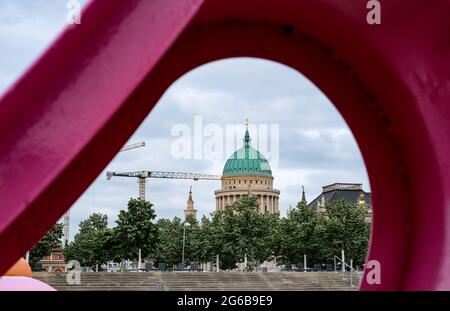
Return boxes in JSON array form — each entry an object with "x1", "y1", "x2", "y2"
[{"x1": 56, "y1": 196, "x2": 369, "y2": 271}]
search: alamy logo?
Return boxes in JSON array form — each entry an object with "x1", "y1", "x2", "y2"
[
  {"x1": 171, "y1": 117, "x2": 280, "y2": 169},
  {"x1": 365, "y1": 259, "x2": 381, "y2": 285},
  {"x1": 66, "y1": 260, "x2": 81, "y2": 285},
  {"x1": 366, "y1": 0, "x2": 381, "y2": 25}
]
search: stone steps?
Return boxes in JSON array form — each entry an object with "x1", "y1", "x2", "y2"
[{"x1": 33, "y1": 272, "x2": 360, "y2": 291}]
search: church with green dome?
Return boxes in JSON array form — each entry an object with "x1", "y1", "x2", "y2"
[{"x1": 214, "y1": 125, "x2": 280, "y2": 213}]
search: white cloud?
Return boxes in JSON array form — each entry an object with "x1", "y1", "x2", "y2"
[
  {"x1": 0, "y1": 0, "x2": 89, "y2": 92},
  {"x1": 301, "y1": 129, "x2": 321, "y2": 140},
  {"x1": 169, "y1": 86, "x2": 234, "y2": 114}
]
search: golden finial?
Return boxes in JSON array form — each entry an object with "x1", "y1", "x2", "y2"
[
  {"x1": 245, "y1": 118, "x2": 249, "y2": 129},
  {"x1": 358, "y1": 193, "x2": 366, "y2": 208}
]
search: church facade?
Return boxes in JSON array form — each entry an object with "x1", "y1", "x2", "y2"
[{"x1": 214, "y1": 126, "x2": 280, "y2": 214}]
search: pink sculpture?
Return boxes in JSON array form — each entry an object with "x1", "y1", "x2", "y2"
[
  {"x1": 0, "y1": 0, "x2": 448, "y2": 290},
  {"x1": 0, "y1": 259, "x2": 55, "y2": 291},
  {"x1": 0, "y1": 277, "x2": 56, "y2": 291}
]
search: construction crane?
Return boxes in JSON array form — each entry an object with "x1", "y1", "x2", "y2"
[
  {"x1": 120, "y1": 141, "x2": 145, "y2": 152},
  {"x1": 62, "y1": 142, "x2": 146, "y2": 247},
  {"x1": 106, "y1": 170, "x2": 221, "y2": 200},
  {"x1": 63, "y1": 212, "x2": 70, "y2": 246}
]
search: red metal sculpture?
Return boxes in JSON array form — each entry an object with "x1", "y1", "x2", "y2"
[{"x1": 0, "y1": 0, "x2": 448, "y2": 290}]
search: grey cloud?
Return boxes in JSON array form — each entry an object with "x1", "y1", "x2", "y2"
[
  {"x1": 0, "y1": 0, "x2": 89, "y2": 92},
  {"x1": 1, "y1": 7, "x2": 369, "y2": 241}
]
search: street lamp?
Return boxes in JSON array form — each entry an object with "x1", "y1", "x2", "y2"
[{"x1": 181, "y1": 222, "x2": 190, "y2": 270}]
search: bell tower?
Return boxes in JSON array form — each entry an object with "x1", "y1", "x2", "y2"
[{"x1": 184, "y1": 186, "x2": 197, "y2": 221}]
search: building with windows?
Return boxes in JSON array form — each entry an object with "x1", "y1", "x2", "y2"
[
  {"x1": 40, "y1": 248, "x2": 66, "y2": 272},
  {"x1": 214, "y1": 125, "x2": 280, "y2": 213},
  {"x1": 307, "y1": 183, "x2": 372, "y2": 221}
]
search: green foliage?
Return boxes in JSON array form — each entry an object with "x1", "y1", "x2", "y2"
[
  {"x1": 64, "y1": 213, "x2": 109, "y2": 269},
  {"x1": 29, "y1": 223, "x2": 63, "y2": 270},
  {"x1": 189, "y1": 216, "x2": 214, "y2": 264},
  {"x1": 279, "y1": 201, "x2": 326, "y2": 265},
  {"x1": 153, "y1": 217, "x2": 183, "y2": 267},
  {"x1": 153, "y1": 216, "x2": 208, "y2": 268},
  {"x1": 279, "y1": 199, "x2": 370, "y2": 268},
  {"x1": 206, "y1": 196, "x2": 279, "y2": 270},
  {"x1": 67, "y1": 195, "x2": 370, "y2": 271},
  {"x1": 323, "y1": 198, "x2": 370, "y2": 267},
  {"x1": 113, "y1": 198, "x2": 158, "y2": 260},
  {"x1": 183, "y1": 216, "x2": 205, "y2": 264}
]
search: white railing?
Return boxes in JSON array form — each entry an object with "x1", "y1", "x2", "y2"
[{"x1": 333, "y1": 255, "x2": 361, "y2": 287}]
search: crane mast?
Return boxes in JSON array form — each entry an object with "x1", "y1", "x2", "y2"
[
  {"x1": 63, "y1": 210, "x2": 70, "y2": 246},
  {"x1": 62, "y1": 142, "x2": 146, "y2": 247}
]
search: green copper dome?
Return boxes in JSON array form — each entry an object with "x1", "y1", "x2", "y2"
[{"x1": 222, "y1": 128, "x2": 272, "y2": 177}]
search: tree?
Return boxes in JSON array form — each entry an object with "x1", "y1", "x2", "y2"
[
  {"x1": 207, "y1": 195, "x2": 277, "y2": 270},
  {"x1": 60, "y1": 195, "x2": 370, "y2": 272},
  {"x1": 279, "y1": 201, "x2": 326, "y2": 265},
  {"x1": 29, "y1": 223, "x2": 63, "y2": 270},
  {"x1": 153, "y1": 217, "x2": 183, "y2": 268},
  {"x1": 208, "y1": 205, "x2": 242, "y2": 270},
  {"x1": 187, "y1": 215, "x2": 213, "y2": 264},
  {"x1": 323, "y1": 198, "x2": 370, "y2": 267},
  {"x1": 64, "y1": 213, "x2": 109, "y2": 270},
  {"x1": 278, "y1": 199, "x2": 370, "y2": 268},
  {"x1": 153, "y1": 216, "x2": 204, "y2": 269},
  {"x1": 182, "y1": 215, "x2": 203, "y2": 266},
  {"x1": 263, "y1": 211, "x2": 283, "y2": 262},
  {"x1": 113, "y1": 198, "x2": 158, "y2": 261}
]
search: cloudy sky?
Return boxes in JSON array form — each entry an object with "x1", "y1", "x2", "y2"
[{"x1": 0, "y1": 1, "x2": 369, "y2": 241}]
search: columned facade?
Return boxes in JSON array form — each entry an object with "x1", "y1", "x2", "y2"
[{"x1": 214, "y1": 175, "x2": 280, "y2": 213}]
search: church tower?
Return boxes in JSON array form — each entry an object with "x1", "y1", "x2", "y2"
[
  {"x1": 300, "y1": 185, "x2": 307, "y2": 205},
  {"x1": 214, "y1": 120, "x2": 280, "y2": 213},
  {"x1": 184, "y1": 186, "x2": 197, "y2": 220}
]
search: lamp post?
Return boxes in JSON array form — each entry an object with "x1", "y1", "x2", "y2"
[{"x1": 181, "y1": 222, "x2": 190, "y2": 269}]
